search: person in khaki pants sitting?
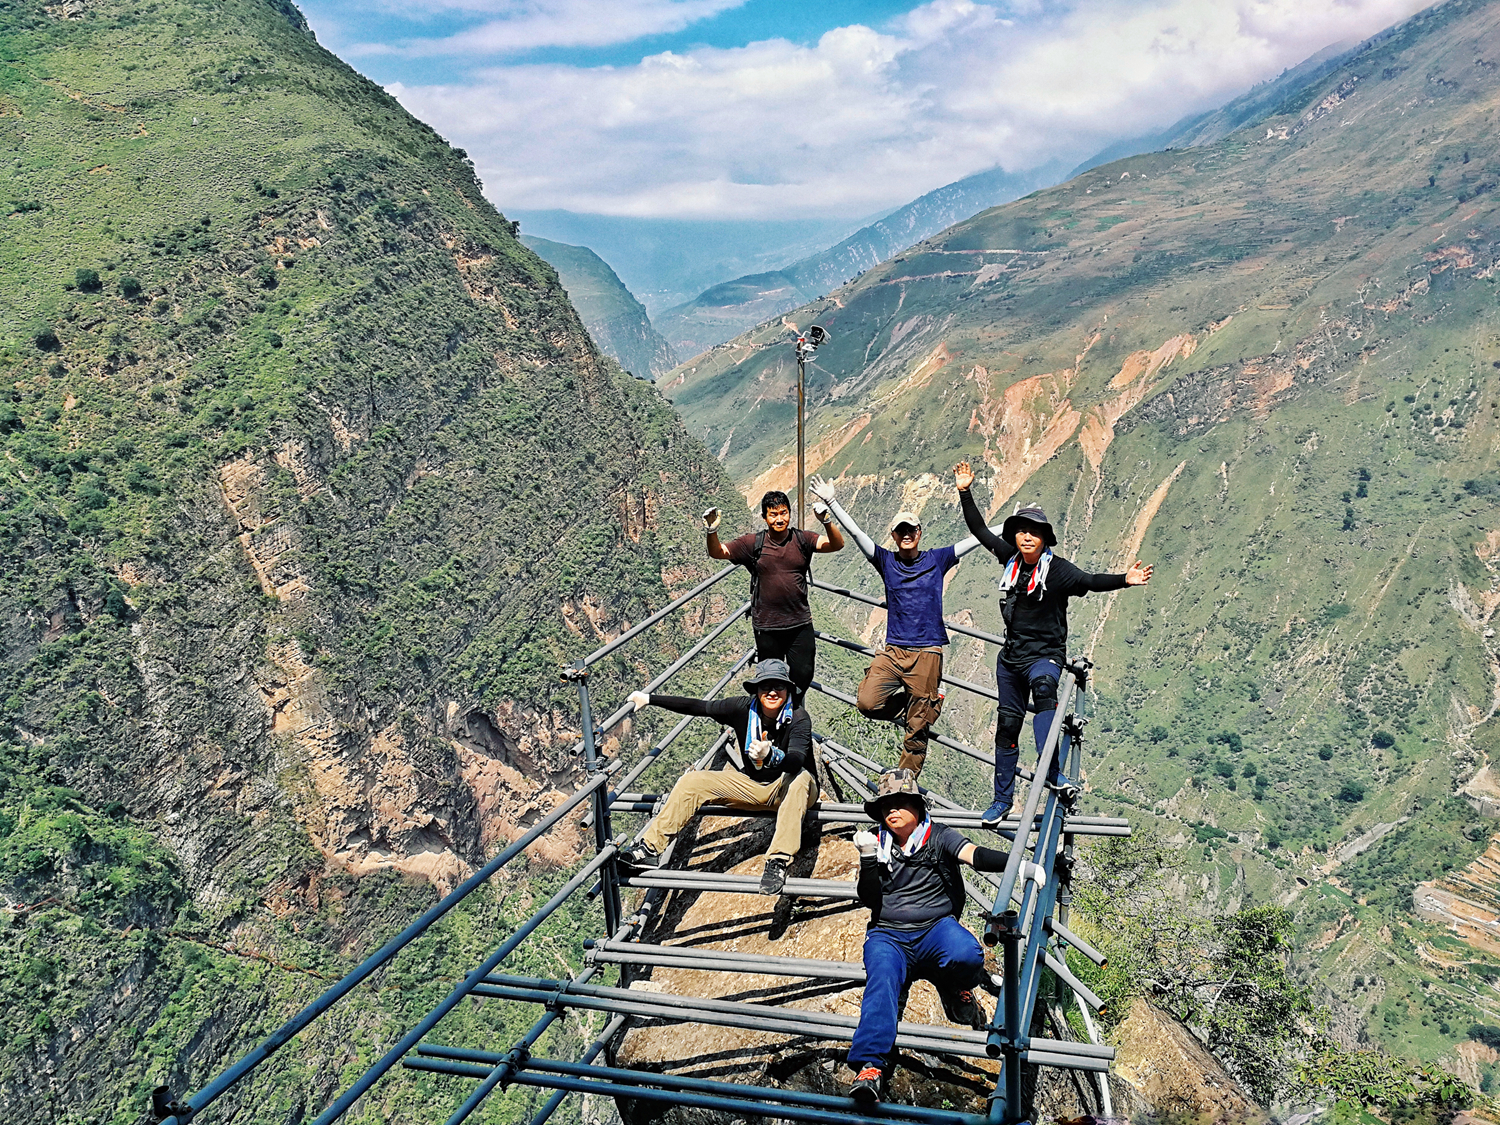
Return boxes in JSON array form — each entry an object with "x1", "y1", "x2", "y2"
[{"x1": 618, "y1": 659, "x2": 818, "y2": 895}]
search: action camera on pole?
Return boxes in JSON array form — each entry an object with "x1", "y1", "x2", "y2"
[{"x1": 792, "y1": 325, "x2": 829, "y2": 525}]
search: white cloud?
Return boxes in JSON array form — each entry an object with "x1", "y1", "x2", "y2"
[{"x1": 386, "y1": 0, "x2": 1436, "y2": 219}]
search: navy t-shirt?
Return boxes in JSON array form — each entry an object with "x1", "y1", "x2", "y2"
[{"x1": 870, "y1": 544, "x2": 959, "y2": 648}]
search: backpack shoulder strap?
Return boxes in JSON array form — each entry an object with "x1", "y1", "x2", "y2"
[{"x1": 747, "y1": 530, "x2": 767, "y2": 609}]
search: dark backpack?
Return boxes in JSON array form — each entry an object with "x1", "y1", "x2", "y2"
[{"x1": 746, "y1": 528, "x2": 816, "y2": 612}]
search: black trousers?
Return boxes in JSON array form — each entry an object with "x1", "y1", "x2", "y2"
[{"x1": 753, "y1": 622, "x2": 816, "y2": 703}]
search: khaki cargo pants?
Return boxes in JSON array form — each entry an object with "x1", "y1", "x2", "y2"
[
  {"x1": 857, "y1": 645, "x2": 945, "y2": 775},
  {"x1": 642, "y1": 767, "x2": 819, "y2": 861}
]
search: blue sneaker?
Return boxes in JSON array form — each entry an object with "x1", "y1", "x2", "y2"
[{"x1": 981, "y1": 801, "x2": 1011, "y2": 826}]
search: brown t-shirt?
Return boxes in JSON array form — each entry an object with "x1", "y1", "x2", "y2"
[{"x1": 726, "y1": 528, "x2": 816, "y2": 630}]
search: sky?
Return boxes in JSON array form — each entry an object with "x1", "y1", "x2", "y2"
[{"x1": 299, "y1": 0, "x2": 1437, "y2": 222}]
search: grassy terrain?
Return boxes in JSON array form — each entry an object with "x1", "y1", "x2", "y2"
[
  {"x1": 663, "y1": 0, "x2": 1500, "y2": 1077},
  {"x1": 0, "y1": 0, "x2": 747, "y2": 1121}
]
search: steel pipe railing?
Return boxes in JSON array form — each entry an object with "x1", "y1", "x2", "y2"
[
  {"x1": 809, "y1": 680, "x2": 996, "y2": 767},
  {"x1": 163, "y1": 551, "x2": 1129, "y2": 1125},
  {"x1": 306, "y1": 845, "x2": 620, "y2": 1125},
  {"x1": 156, "y1": 765, "x2": 620, "y2": 1125},
  {"x1": 582, "y1": 564, "x2": 740, "y2": 667},
  {"x1": 813, "y1": 630, "x2": 999, "y2": 702}
]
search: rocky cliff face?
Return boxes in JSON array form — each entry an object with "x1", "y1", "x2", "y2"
[{"x1": 0, "y1": 0, "x2": 742, "y2": 1119}]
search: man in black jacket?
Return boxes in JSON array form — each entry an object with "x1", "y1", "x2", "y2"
[
  {"x1": 846, "y1": 769, "x2": 1045, "y2": 1105},
  {"x1": 954, "y1": 461, "x2": 1153, "y2": 823},
  {"x1": 617, "y1": 659, "x2": 818, "y2": 894}
]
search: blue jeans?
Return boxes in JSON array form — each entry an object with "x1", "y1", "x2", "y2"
[
  {"x1": 848, "y1": 914, "x2": 985, "y2": 1070},
  {"x1": 992, "y1": 658, "x2": 1069, "y2": 808}
]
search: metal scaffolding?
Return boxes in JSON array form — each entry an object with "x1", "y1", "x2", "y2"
[{"x1": 152, "y1": 563, "x2": 1129, "y2": 1125}]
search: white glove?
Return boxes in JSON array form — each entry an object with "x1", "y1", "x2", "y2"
[
  {"x1": 812, "y1": 501, "x2": 831, "y2": 522},
  {"x1": 747, "y1": 737, "x2": 773, "y2": 766},
  {"x1": 808, "y1": 475, "x2": 836, "y2": 503},
  {"x1": 702, "y1": 506, "x2": 721, "y2": 532},
  {"x1": 628, "y1": 690, "x2": 650, "y2": 712},
  {"x1": 1023, "y1": 861, "x2": 1047, "y2": 888},
  {"x1": 853, "y1": 830, "x2": 878, "y2": 858}
]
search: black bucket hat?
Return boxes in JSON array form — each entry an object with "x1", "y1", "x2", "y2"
[
  {"x1": 743, "y1": 658, "x2": 794, "y2": 693},
  {"x1": 1001, "y1": 504, "x2": 1057, "y2": 547}
]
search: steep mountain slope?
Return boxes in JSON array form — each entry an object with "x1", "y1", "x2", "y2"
[
  {"x1": 0, "y1": 0, "x2": 740, "y2": 1119},
  {"x1": 512, "y1": 208, "x2": 868, "y2": 312},
  {"x1": 521, "y1": 234, "x2": 678, "y2": 378},
  {"x1": 655, "y1": 162, "x2": 1067, "y2": 360},
  {"x1": 665, "y1": 0, "x2": 1500, "y2": 1068}
]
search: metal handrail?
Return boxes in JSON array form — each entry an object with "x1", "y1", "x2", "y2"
[{"x1": 162, "y1": 552, "x2": 1123, "y2": 1125}]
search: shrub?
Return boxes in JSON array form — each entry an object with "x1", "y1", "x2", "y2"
[
  {"x1": 1213, "y1": 731, "x2": 1244, "y2": 752},
  {"x1": 1338, "y1": 781, "x2": 1367, "y2": 803},
  {"x1": 33, "y1": 328, "x2": 60, "y2": 351},
  {"x1": 120, "y1": 275, "x2": 143, "y2": 298},
  {"x1": 1148, "y1": 725, "x2": 1169, "y2": 743},
  {"x1": 75, "y1": 268, "x2": 102, "y2": 292},
  {"x1": 1318, "y1": 745, "x2": 1334, "y2": 761},
  {"x1": 1214, "y1": 760, "x2": 1234, "y2": 778},
  {"x1": 1322, "y1": 603, "x2": 1351, "y2": 623},
  {"x1": 1372, "y1": 730, "x2": 1395, "y2": 748},
  {"x1": 1243, "y1": 762, "x2": 1258, "y2": 777}
]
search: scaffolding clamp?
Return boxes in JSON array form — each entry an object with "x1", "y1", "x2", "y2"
[
  {"x1": 560, "y1": 665, "x2": 589, "y2": 683},
  {"x1": 150, "y1": 1087, "x2": 193, "y2": 1124}
]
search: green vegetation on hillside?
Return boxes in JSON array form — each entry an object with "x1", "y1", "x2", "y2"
[{"x1": 0, "y1": 0, "x2": 743, "y2": 1120}]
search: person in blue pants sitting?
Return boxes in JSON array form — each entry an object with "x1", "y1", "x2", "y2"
[
  {"x1": 954, "y1": 460, "x2": 1153, "y2": 824},
  {"x1": 845, "y1": 769, "x2": 1045, "y2": 1105}
]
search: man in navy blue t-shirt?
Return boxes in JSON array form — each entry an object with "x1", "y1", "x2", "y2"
[{"x1": 809, "y1": 475, "x2": 997, "y2": 773}]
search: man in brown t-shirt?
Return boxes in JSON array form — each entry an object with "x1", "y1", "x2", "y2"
[{"x1": 706, "y1": 489, "x2": 844, "y2": 701}]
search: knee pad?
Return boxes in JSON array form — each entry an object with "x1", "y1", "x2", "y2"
[
  {"x1": 1032, "y1": 675, "x2": 1059, "y2": 713},
  {"x1": 995, "y1": 707, "x2": 1025, "y2": 747}
]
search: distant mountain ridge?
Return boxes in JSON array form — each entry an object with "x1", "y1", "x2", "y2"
[
  {"x1": 655, "y1": 161, "x2": 1069, "y2": 360},
  {"x1": 521, "y1": 234, "x2": 678, "y2": 378}
]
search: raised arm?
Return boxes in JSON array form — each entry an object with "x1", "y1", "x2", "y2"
[
  {"x1": 702, "y1": 506, "x2": 731, "y2": 561},
  {"x1": 809, "y1": 475, "x2": 876, "y2": 562},
  {"x1": 954, "y1": 462, "x2": 1013, "y2": 561},
  {"x1": 811, "y1": 501, "x2": 845, "y2": 553},
  {"x1": 628, "y1": 692, "x2": 742, "y2": 725}
]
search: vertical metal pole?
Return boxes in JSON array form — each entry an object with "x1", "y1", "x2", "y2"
[
  {"x1": 575, "y1": 665, "x2": 620, "y2": 936},
  {"x1": 999, "y1": 909, "x2": 1023, "y2": 1125},
  {"x1": 796, "y1": 348, "x2": 806, "y2": 529}
]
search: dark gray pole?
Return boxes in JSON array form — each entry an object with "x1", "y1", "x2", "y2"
[
  {"x1": 999, "y1": 909, "x2": 1023, "y2": 1125},
  {"x1": 796, "y1": 346, "x2": 806, "y2": 528},
  {"x1": 571, "y1": 663, "x2": 620, "y2": 935}
]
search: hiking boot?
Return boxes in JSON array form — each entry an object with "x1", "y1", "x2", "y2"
[
  {"x1": 940, "y1": 987, "x2": 987, "y2": 1030},
  {"x1": 849, "y1": 1066, "x2": 883, "y2": 1106},
  {"x1": 980, "y1": 800, "x2": 1012, "y2": 826},
  {"x1": 618, "y1": 841, "x2": 661, "y2": 872},
  {"x1": 759, "y1": 857, "x2": 788, "y2": 895}
]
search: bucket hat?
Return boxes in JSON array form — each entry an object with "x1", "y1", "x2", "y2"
[
  {"x1": 863, "y1": 768, "x2": 929, "y2": 821},
  {"x1": 1001, "y1": 503, "x2": 1057, "y2": 547},
  {"x1": 743, "y1": 659, "x2": 795, "y2": 693}
]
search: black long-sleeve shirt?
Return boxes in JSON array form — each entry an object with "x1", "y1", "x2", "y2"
[
  {"x1": 646, "y1": 694, "x2": 812, "y2": 784},
  {"x1": 959, "y1": 488, "x2": 1129, "y2": 671}
]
